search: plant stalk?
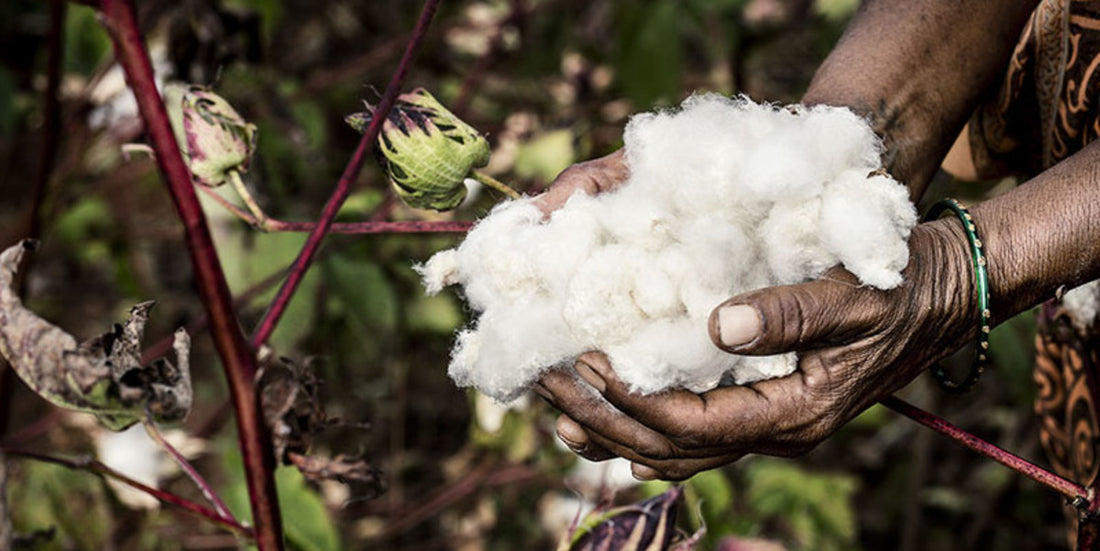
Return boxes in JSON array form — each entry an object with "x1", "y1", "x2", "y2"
[
  {"x1": 1, "y1": 446, "x2": 252, "y2": 537},
  {"x1": 250, "y1": 0, "x2": 444, "y2": 349},
  {"x1": 471, "y1": 169, "x2": 521, "y2": 199},
  {"x1": 881, "y1": 396, "x2": 1089, "y2": 502},
  {"x1": 96, "y1": 1, "x2": 283, "y2": 548}
]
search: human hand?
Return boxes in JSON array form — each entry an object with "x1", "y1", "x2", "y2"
[
  {"x1": 537, "y1": 219, "x2": 978, "y2": 480},
  {"x1": 532, "y1": 149, "x2": 628, "y2": 214}
]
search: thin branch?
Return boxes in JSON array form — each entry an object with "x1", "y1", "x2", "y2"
[
  {"x1": 1, "y1": 446, "x2": 252, "y2": 537},
  {"x1": 95, "y1": 1, "x2": 283, "y2": 548},
  {"x1": 881, "y1": 396, "x2": 1090, "y2": 502},
  {"x1": 250, "y1": 0, "x2": 445, "y2": 349},
  {"x1": 195, "y1": 185, "x2": 472, "y2": 234},
  {"x1": 144, "y1": 417, "x2": 236, "y2": 522}
]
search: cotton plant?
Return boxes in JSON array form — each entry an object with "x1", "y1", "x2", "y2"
[{"x1": 360, "y1": 92, "x2": 916, "y2": 402}]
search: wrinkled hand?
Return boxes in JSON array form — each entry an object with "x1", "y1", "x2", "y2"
[
  {"x1": 533, "y1": 149, "x2": 628, "y2": 214},
  {"x1": 536, "y1": 218, "x2": 978, "y2": 480}
]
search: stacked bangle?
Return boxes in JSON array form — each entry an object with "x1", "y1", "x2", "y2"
[{"x1": 923, "y1": 198, "x2": 991, "y2": 394}]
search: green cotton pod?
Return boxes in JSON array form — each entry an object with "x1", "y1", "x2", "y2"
[
  {"x1": 345, "y1": 88, "x2": 490, "y2": 211},
  {"x1": 166, "y1": 83, "x2": 257, "y2": 188}
]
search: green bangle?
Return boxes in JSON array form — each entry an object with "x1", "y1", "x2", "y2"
[{"x1": 923, "y1": 198, "x2": 991, "y2": 394}]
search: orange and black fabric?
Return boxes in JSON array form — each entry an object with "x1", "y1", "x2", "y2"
[{"x1": 969, "y1": 1, "x2": 1100, "y2": 544}]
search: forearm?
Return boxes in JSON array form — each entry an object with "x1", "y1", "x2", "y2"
[
  {"x1": 972, "y1": 142, "x2": 1100, "y2": 323},
  {"x1": 802, "y1": 0, "x2": 1037, "y2": 199}
]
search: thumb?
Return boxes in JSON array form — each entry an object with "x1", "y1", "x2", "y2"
[{"x1": 708, "y1": 272, "x2": 884, "y2": 356}]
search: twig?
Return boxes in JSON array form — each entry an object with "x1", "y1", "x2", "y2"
[
  {"x1": 1, "y1": 446, "x2": 252, "y2": 537},
  {"x1": 96, "y1": 1, "x2": 283, "y2": 548},
  {"x1": 881, "y1": 396, "x2": 1090, "y2": 502},
  {"x1": 144, "y1": 416, "x2": 236, "y2": 522},
  {"x1": 471, "y1": 169, "x2": 521, "y2": 199},
  {"x1": 250, "y1": 0, "x2": 445, "y2": 349},
  {"x1": 195, "y1": 184, "x2": 472, "y2": 234}
]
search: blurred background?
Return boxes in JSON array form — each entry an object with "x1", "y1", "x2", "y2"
[{"x1": 0, "y1": 0, "x2": 1064, "y2": 549}]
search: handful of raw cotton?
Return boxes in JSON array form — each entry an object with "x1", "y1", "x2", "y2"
[{"x1": 418, "y1": 94, "x2": 917, "y2": 402}]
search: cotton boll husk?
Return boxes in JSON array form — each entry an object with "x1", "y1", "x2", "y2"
[{"x1": 819, "y1": 170, "x2": 916, "y2": 289}]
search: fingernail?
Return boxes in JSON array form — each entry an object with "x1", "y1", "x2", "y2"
[
  {"x1": 717, "y1": 304, "x2": 761, "y2": 348},
  {"x1": 556, "y1": 416, "x2": 588, "y2": 450},
  {"x1": 631, "y1": 463, "x2": 658, "y2": 481},
  {"x1": 575, "y1": 360, "x2": 606, "y2": 392}
]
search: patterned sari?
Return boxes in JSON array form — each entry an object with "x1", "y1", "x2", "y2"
[{"x1": 968, "y1": 0, "x2": 1100, "y2": 544}]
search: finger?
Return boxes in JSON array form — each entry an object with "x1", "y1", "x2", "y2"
[
  {"x1": 539, "y1": 369, "x2": 682, "y2": 460},
  {"x1": 533, "y1": 149, "x2": 627, "y2": 214},
  {"x1": 708, "y1": 267, "x2": 886, "y2": 355},
  {"x1": 570, "y1": 426, "x2": 741, "y2": 481},
  {"x1": 555, "y1": 415, "x2": 617, "y2": 461},
  {"x1": 575, "y1": 352, "x2": 800, "y2": 450}
]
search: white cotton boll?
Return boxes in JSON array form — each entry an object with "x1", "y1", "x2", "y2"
[
  {"x1": 421, "y1": 94, "x2": 917, "y2": 400},
  {"x1": 732, "y1": 353, "x2": 798, "y2": 384},
  {"x1": 740, "y1": 140, "x2": 823, "y2": 201},
  {"x1": 415, "y1": 249, "x2": 459, "y2": 295},
  {"x1": 761, "y1": 199, "x2": 837, "y2": 285},
  {"x1": 799, "y1": 106, "x2": 883, "y2": 179},
  {"x1": 820, "y1": 170, "x2": 916, "y2": 289},
  {"x1": 607, "y1": 318, "x2": 732, "y2": 394},
  {"x1": 564, "y1": 245, "x2": 650, "y2": 346},
  {"x1": 1063, "y1": 280, "x2": 1100, "y2": 332},
  {"x1": 455, "y1": 302, "x2": 575, "y2": 402}
]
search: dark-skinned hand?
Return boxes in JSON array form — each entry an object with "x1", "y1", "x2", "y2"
[{"x1": 533, "y1": 152, "x2": 978, "y2": 481}]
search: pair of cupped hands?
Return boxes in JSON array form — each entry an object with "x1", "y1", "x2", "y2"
[{"x1": 532, "y1": 150, "x2": 979, "y2": 480}]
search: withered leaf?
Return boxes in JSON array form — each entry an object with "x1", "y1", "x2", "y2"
[
  {"x1": 256, "y1": 356, "x2": 332, "y2": 462},
  {"x1": 0, "y1": 240, "x2": 192, "y2": 431}
]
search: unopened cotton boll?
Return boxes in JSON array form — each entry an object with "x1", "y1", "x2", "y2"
[{"x1": 418, "y1": 94, "x2": 917, "y2": 402}]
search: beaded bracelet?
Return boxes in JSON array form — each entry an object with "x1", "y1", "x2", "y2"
[{"x1": 923, "y1": 198, "x2": 991, "y2": 394}]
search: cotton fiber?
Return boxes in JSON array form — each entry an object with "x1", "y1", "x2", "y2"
[{"x1": 418, "y1": 94, "x2": 917, "y2": 402}]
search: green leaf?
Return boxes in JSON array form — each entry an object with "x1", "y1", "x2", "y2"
[
  {"x1": 221, "y1": 445, "x2": 342, "y2": 551},
  {"x1": 814, "y1": 0, "x2": 860, "y2": 22},
  {"x1": 405, "y1": 293, "x2": 462, "y2": 334},
  {"x1": 615, "y1": 0, "x2": 683, "y2": 108},
  {"x1": 514, "y1": 129, "x2": 576, "y2": 183},
  {"x1": 64, "y1": 5, "x2": 111, "y2": 75},
  {"x1": 323, "y1": 254, "x2": 398, "y2": 331},
  {"x1": 214, "y1": 229, "x2": 319, "y2": 352},
  {"x1": 744, "y1": 458, "x2": 858, "y2": 550},
  {"x1": 989, "y1": 308, "x2": 1037, "y2": 403}
]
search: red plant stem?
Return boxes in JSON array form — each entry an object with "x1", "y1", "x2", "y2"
[
  {"x1": 196, "y1": 184, "x2": 472, "y2": 234},
  {"x1": 1, "y1": 446, "x2": 252, "y2": 537},
  {"x1": 144, "y1": 418, "x2": 236, "y2": 522},
  {"x1": 96, "y1": 2, "x2": 283, "y2": 548},
  {"x1": 265, "y1": 218, "x2": 473, "y2": 234},
  {"x1": 881, "y1": 396, "x2": 1090, "y2": 502},
  {"x1": 250, "y1": 0, "x2": 444, "y2": 349}
]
